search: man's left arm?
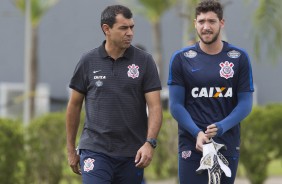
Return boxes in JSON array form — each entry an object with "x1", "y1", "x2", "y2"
[
  {"x1": 206, "y1": 51, "x2": 254, "y2": 138},
  {"x1": 145, "y1": 90, "x2": 162, "y2": 140},
  {"x1": 135, "y1": 90, "x2": 162, "y2": 168},
  {"x1": 205, "y1": 92, "x2": 253, "y2": 138}
]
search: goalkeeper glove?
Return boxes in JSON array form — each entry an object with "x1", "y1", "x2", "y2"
[{"x1": 196, "y1": 139, "x2": 231, "y2": 184}]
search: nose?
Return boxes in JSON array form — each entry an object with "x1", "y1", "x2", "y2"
[
  {"x1": 126, "y1": 28, "x2": 134, "y2": 36},
  {"x1": 203, "y1": 23, "x2": 211, "y2": 30}
]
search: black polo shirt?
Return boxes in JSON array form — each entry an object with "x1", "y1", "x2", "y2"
[{"x1": 69, "y1": 41, "x2": 162, "y2": 157}]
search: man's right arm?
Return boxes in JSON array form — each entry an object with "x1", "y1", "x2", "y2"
[
  {"x1": 66, "y1": 89, "x2": 84, "y2": 175},
  {"x1": 169, "y1": 85, "x2": 209, "y2": 151},
  {"x1": 169, "y1": 85, "x2": 202, "y2": 137}
]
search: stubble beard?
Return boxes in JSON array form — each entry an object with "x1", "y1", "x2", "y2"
[{"x1": 198, "y1": 29, "x2": 221, "y2": 45}]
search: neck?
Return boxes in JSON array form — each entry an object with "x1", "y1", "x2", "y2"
[
  {"x1": 199, "y1": 39, "x2": 223, "y2": 55},
  {"x1": 105, "y1": 41, "x2": 126, "y2": 60}
]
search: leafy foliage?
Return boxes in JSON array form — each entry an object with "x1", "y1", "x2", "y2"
[
  {"x1": 12, "y1": 0, "x2": 59, "y2": 27},
  {"x1": 240, "y1": 104, "x2": 282, "y2": 184},
  {"x1": 118, "y1": 0, "x2": 177, "y2": 77},
  {"x1": 0, "y1": 118, "x2": 24, "y2": 184},
  {"x1": 145, "y1": 111, "x2": 178, "y2": 179},
  {"x1": 137, "y1": 0, "x2": 177, "y2": 23},
  {"x1": 1, "y1": 103, "x2": 282, "y2": 184},
  {"x1": 251, "y1": 0, "x2": 282, "y2": 62},
  {"x1": 24, "y1": 112, "x2": 66, "y2": 184}
]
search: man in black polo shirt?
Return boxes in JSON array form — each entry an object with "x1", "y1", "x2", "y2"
[{"x1": 66, "y1": 5, "x2": 162, "y2": 184}]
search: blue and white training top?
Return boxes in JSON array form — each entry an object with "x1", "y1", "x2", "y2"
[{"x1": 168, "y1": 41, "x2": 254, "y2": 156}]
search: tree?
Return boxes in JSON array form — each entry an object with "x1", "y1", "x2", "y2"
[
  {"x1": 12, "y1": 0, "x2": 59, "y2": 119},
  {"x1": 179, "y1": 0, "x2": 199, "y2": 45},
  {"x1": 119, "y1": 0, "x2": 177, "y2": 81},
  {"x1": 138, "y1": 0, "x2": 177, "y2": 78},
  {"x1": 251, "y1": 0, "x2": 282, "y2": 62},
  {"x1": 240, "y1": 104, "x2": 282, "y2": 184}
]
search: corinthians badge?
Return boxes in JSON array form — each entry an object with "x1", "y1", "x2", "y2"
[
  {"x1": 84, "y1": 158, "x2": 95, "y2": 172},
  {"x1": 127, "y1": 64, "x2": 139, "y2": 79},
  {"x1": 219, "y1": 61, "x2": 234, "y2": 79}
]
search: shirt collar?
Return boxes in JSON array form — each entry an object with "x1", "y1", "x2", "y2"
[
  {"x1": 98, "y1": 40, "x2": 134, "y2": 60},
  {"x1": 195, "y1": 40, "x2": 229, "y2": 53}
]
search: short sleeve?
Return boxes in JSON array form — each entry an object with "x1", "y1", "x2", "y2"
[
  {"x1": 167, "y1": 52, "x2": 185, "y2": 86},
  {"x1": 143, "y1": 55, "x2": 162, "y2": 93},
  {"x1": 69, "y1": 56, "x2": 88, "y2": 94},
  {"x1": 237, "y1": 51, "x2": 254, "y2": 92}
]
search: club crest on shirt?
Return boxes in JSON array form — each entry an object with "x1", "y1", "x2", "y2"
[
  {"x1": 227, "y1": 50, "x2": 241, "y2": 58},
  {"x1": 127, "y1": 64, "x2": 139, "y2": 79},
  {"x1": 219, "y1": 61, "x2": 234, "y2": 79},
  {"x1": 95, "y1": 80, "x2": 103, "y2": 87},
  {"x1": 184, "y1": 50, "x2": 197, "y2": 58},
  {"x1": 84, "y1": 158, "x2": 95, "y2": 172},
  {"x1": 181, "y1": 150, "x2": 191, "y2": 159}
]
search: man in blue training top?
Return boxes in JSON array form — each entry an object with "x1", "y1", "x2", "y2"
[{"x1": 168, "y1": 0, "x2": 254, "y2": 183}]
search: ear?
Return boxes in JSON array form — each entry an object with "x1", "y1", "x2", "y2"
[
  {"x1": 194, "y1": 19, "x2": 197, "y2": 28},
  {"x1": 220, "y1": 18, "x2": 225, "y2": 29},
  {"x1": 102, "y1": 24, "x2": 110, "y2": 35}
]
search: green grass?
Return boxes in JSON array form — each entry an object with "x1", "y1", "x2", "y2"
[
  {"x1": 237, "y1": 160, "x2": 282, "y2": 177},
  {"x1": 268, "y1": 160, "x2": 282, "y2": 176},
  {"x1": 59, "y1": 160, "x2": 282, "y2": 183}
]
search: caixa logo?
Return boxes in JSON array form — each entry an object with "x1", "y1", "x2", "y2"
[{"x1": 191, "y1": 87, "x2": 233, "y2": 98}]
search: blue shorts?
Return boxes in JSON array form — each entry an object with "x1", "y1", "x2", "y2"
[
  {"x1": 80, "y1": 149, "x2": 144, "y2": 184},
  {"x1": 178, "y1": 150, "x2": 239, "y2": 184}
]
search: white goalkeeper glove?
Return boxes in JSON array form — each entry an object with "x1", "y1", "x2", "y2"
[{"x1": 196, "y1": 139, "x2": 231, "y2": 184}]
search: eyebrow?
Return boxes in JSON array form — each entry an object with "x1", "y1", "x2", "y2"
[
  {"x1": 197, "y1": 18, "x2": 217, "y2": 22},
  {"x1": 119, "y1": 25, "x2": 135, "y2": 29}
]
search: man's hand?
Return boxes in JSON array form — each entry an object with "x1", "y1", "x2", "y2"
[
  {"x1": 196, "y1": 131, "x2": 210, "y2": 152},
  {"x1": 67, "y1": 150, "x2": 81, "y2": 175},
  {"x1": 205, "y1": 124, "x2": 218, "y2": 138},
  {"x1": 135, "y1": 142, "x2": 154, "y2": 168}
]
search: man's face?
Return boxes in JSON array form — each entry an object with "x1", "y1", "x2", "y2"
[
  {"x1": 194, "y1": 11, "x2": 224, "y2": 45},
  {"x1": 107, "y1": 14, "x2": 134, "y2": 49}
]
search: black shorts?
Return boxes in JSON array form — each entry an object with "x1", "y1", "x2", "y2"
[
  {"x1": 80, "y1": 149, "x2": 144, "y2": 184},
  {"x1": 178, "y1": 150, "x2": 239, "y2": 184}
]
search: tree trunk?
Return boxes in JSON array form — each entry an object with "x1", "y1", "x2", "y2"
[
  {"x1": 30, "y1": 26, "x2": 38, "y2": 119},
  {"x1": 152, "y1": 21, "x2": 163, "y2": 83}
]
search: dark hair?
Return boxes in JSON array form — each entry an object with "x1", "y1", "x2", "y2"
[
  {"x1": 100, "y1": 5, "x2": 132, "y2": 28},
  {"x1": 195, "y1": 0, "x2": 223, "y2": 20}
]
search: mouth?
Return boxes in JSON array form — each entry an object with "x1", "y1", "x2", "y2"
[
  {"x1": 202, "y1": 31, "x2": 213, "y2": 35},
  {"x1": 124, "y1": 40, "x2": 132, "y2": 44}
]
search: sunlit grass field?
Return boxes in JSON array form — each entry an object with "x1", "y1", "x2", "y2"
[
  {"x1": 237, "y1": 160, "x2": 282, "y2": 177},
  {"x1": 268, "y1": 160, "x2": 282, "y2": 176},
  {"x1": 60, "y1": 160, "x2": 282, "y2": 184}
]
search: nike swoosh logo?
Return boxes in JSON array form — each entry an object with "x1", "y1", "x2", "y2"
[
  {"x1": 93, "y1": 70, "x2": 101, "y2": 74},
  {"x1": 191, "y1": 68, "x2": 201, "y2": 72}
]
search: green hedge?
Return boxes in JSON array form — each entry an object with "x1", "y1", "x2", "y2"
[
  {"x1": 240, "y1": 104, "x2": 282, "y2": 184},
  {"x1": 24, "y1": 112, "x2": 67, "y2": 184},
  {"x1": 1, "y1": 104, "x2": 282, "y2": 184},
  {"x1": 0, "y1": 118, "x2": 24, "y2": 184},
  {"x1": 145, "y1": 111, "x2": 178, "y2": 180}
]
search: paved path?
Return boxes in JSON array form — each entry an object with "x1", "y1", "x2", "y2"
[
  {"x1": 147, "y1": 176, "x2": 282, "y2": 184},
  {"x1": 235, "y1": 177, "x2": 282, "y2": 184}
]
